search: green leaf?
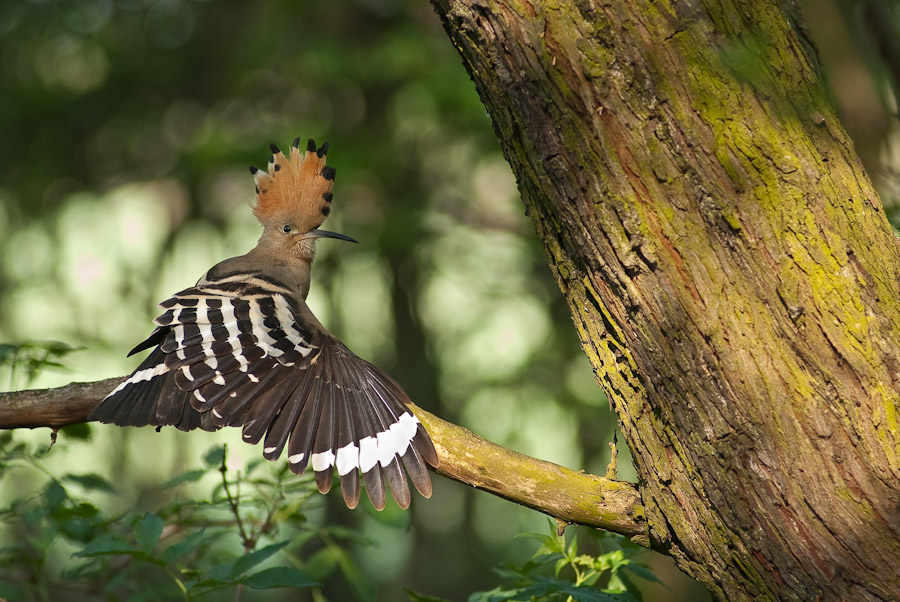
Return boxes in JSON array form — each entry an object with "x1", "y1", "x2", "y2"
[
  {"x1": 64, "y1": 473, "x2": 116, "y2": 493},
  {"x1": 0, "y1": 340, "x2": 84, "y2": 386},
  {"x1": 244, "y1": 458, "x2": 266, "y2": 475},
  {"x1": 160, "y1": 469, "x2": 207, "y2": 489},
  {"x1": 232, "y1": 540, "x2": 291, "y2": 577},
  {"x1": 38, "y1": 340, "x2": 83, "y2": 355},
  {"x1": 209, "y1": 561, "x2": 234, "y2": 583},
  {"x1": 75, "y1": 533, "x2": 136, "y2": 557},
  {"x1": 243, "y1": 566, "x2": 318, "y2": 589},
  {"x1": 518, "y1": 530, "x2": 562, "y2": 555},
  {"x1": 530, "y1": 552, "x2": 562, "y2": 567},
  {"x1": 0, "y1": 344, "x2": 17, "y2": 364},
  {"x1": 580, "y1": 569, "x2": 602, "y2": 587},
  {"x1": 134, "y1": 513, "x2": 164, "y2": 553},
  {"x1": 514, "y1": 530, "x2": 550, "y2": 541},
  {"x1": 163, "y1": 529, "x2": 208, "y2": 564},
  {"x1": 466, "y1": 586, "x2": 523, "y2": 602},
  {"x1": 490, "y1": 565, "x2": 528, "y2": 582},
  {"x1": 204, "y1": 446, "x2": 225, "y2": 467},
  {"x1": 336, "y1": 545, "x2": 375, "y2": 601},
  {"x1": 44, "y1": 480, "x2": 68, "y2": 511},
  {"x1": 404, "y1": 589, "x2": 454, "y2": 602},
  {"x1": 303, "y1": 546, "x2": 340, "y2": 580},
  {"x1": 469, "y1": 578, "x2": 642, "y2": 602},
  {"x1": 526, "y1": 580, "x2": 637, "y2": 602},
  {"x1": 622, "y1": 562, "x2": 661, "y2": 584},
  {"x1": 555, "y1": 556, "x2": 568, "y2": 577},
  {"x1": 319, "y1": 524, "x2": 376, "y2": 545},
  {"x1": 53, "y1": 502, "x2": 101, "y2": 543},
  {"x1": 608, "y1": 571, "x2": 643, "y2": 602}
]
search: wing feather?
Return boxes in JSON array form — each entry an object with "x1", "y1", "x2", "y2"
[
  {"x1": 91, "y1": 270, "x2": 438, "y2": 511},
  {"x1": 312, "y1": 385, "x2": 337, "y2": 494},
  {"x1": 286, "y1": 376, "x2": 325, "y2": 474},
  {"x1": 189, "y1": 356, "x2": 273, "y2": 412},
  {"x1": 383, "y1": 457, "x2": 411, "y2": 510},
  {"x1": 335, "y1": 368, "x2": 361, "y2": 508},
  {"x1": 262, "y1": 374, "x2": 315, "y2": 461},
  {"x1": 240, "y1": 369, "x2": 305, "y2": 444},
  {"x1": 205, "y1": 359, "x2": 284, "y2": 427}
]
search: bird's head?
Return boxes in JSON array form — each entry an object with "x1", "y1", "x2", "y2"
[{"x1": 251, "y1": 138, "x2": 357, "y2": 261}]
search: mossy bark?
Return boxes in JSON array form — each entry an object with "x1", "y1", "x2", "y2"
[
  {"x1": 431, "y1": 0, "x2": 900, "y2": 600},
  {"x1": 410, "y1": 403, "x2": 647, "y2": 541}
]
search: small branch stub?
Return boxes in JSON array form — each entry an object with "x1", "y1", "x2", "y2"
[{"x1": 606, "y1": 432, "x2": 618, "y2": 480}]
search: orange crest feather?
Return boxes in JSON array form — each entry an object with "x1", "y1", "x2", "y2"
[{"x1": 251, "y1": 138, "x2": 336, "y2": 232}]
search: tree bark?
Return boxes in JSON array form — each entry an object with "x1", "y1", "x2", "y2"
[{"x1": 431, "y1": 0, "x2": 900, "y2": 600}]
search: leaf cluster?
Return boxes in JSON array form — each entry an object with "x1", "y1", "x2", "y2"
[
  {"x1": 0, "y1": 434, "x2": 365, "y2": 601},
  {"x1": 409, "y1": 519, "x2": 661, "y2": 602},
  {"x1": 0, "y1": 340, "x2": 83, "y2": 391}
]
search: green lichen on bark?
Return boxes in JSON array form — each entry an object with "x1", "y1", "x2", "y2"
[
  {"x1": 409, "y1": 402, "x2": 648, "y2": 541},
  {"x1": 433, "y1": 0, "x2": 900, "y2": 599}
]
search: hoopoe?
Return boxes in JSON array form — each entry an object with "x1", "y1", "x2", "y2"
[{"x1": 90, "y1": 138, "x2": 438, "y2": 510}]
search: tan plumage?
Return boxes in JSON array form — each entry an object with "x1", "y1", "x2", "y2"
[{"x1": 252, "y1": 139, "x2": 335, "y2": 233}]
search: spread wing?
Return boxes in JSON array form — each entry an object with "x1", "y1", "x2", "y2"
[{"x1": 89, "y1": 271, "x2": 438, "y2": 510}]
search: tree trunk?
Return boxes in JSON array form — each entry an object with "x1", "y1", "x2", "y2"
[{"x1": 430, "y1": 0, "x2": 900, "y2": 600}]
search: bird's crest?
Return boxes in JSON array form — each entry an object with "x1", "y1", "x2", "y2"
[{"x1": 251, "y1": 138, "x2": 336, "y2": 232}]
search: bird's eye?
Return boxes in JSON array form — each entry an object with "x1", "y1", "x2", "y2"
[{"x1": 282, "y1": 224, "x2": 292, "y2": 233}]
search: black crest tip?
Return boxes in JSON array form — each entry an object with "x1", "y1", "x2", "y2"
[
  {"x1": 317, "y1": 141, "x2": 330, "y2": 158},
  {"x1": 249, "y1": 165, "x2": 259, "y2": 174},
  {"x1": 306, "y1": 139, "x2": 317, "y2": 152},
  {"x1": 292, "y1": 137, "x2": 301, "y2": 149},
  {"x1": 269, "y1": 143, "x2": 280, "y2": 154},
  {"x1": 321, "y1": 165, "x2": 336, "y2": 181}
]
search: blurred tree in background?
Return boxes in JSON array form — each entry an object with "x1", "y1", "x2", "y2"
[
  {"x1": 2, "y1": 0, "x2": 899, "y2": 600},
  {"x1": 0, "y1": 1, "x2": 645, "y2": 599}
]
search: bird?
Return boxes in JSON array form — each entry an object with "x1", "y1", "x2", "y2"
[{"x1": 90, "y1": 138, "x2": 439, "y2": 510}]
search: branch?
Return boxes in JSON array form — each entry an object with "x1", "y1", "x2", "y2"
[
  {"x1": 0, "y1": 378, "x2": 648, "y2": 545},
  {"x1": 412, "y1": 403, "x2": 648, "y2": 543},
  {"x1": 0, "y1": 377, "x2": 122, "y2": 428}
]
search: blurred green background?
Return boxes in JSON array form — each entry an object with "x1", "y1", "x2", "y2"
[{"x1": 1, "y1": 0, "x2": 898, "y2": 600}]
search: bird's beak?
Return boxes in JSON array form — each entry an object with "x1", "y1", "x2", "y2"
[{"x1": 304, "y1": 229, "x2": 358, "y2": 243}]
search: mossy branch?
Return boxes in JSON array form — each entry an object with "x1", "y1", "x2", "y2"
[{"x1": 0, "y1": 378, "x2": 648, "y2": 545}]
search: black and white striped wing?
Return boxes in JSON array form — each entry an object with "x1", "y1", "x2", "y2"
[{"x1": 90, "y1": 272, "x2": 438, "y2": 510}]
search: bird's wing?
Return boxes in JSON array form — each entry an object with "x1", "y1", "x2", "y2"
[{"x1": 90, "y1": 270, "x2": 438, "y2": 510}]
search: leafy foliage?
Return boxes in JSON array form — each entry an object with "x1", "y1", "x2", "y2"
[
  {"x1": 409, "y1": 519, "x2": 661, "y2": 602},
  {"x1": 0, "y1": 340, "x2": 83, "y2": 391},
  {"x1": 0, "y1": 425, "x2": 665, "y2": 602},
  {"x1": 0, "y1": 433, "x2": 364, "y2": 601}
]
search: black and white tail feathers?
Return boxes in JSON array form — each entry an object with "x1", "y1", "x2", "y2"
[{"x1": 90, "y1": 270, "x2": 438, "y2": 510}]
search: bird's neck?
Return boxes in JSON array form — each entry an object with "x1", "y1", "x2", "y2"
[{"x1": 245, "y1": 242, "x2": 314, "y2": 300}]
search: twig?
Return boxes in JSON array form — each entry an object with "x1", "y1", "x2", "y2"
[
  {"x1": 605, "y1": 432, "x2": 618, "y2": 480},
  {"x1": 218, "y1": 445, "x2": 252, "y2": 553}
]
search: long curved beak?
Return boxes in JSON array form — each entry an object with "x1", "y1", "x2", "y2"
[{"x1": 304, "y1": 229, "x2": 358, "y2": 243}]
